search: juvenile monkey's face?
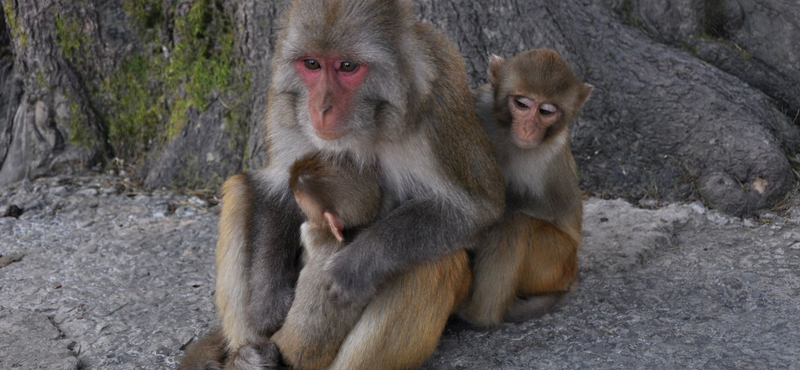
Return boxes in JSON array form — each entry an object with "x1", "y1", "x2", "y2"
[
  {"x1": 506, "y1": 93, "x2": 561, "y2": 149},
  {"x1": 490, "y1": 49, "x2": 591, "y2": 150}
]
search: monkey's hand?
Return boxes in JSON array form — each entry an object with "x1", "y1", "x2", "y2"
[
  {"x1": 323, "y1": 199, "x2": 477, "y2": 306},
  {"x1": 227, "y1": 342, "x2": 291, "y2": 370},
  {"x1": 322, "y1": 239, "x2": 384, "y2": 307}
]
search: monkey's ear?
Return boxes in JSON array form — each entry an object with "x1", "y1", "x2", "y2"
[
  {"x1": 488, "y1": 54, "x2": 504, "y2": 85},
  {"x1": 324, "y1": 212, "x2": 346, "y2": 242},
  {"x1": 577, "y1": 83, "x2": 594, "y2": 109}
]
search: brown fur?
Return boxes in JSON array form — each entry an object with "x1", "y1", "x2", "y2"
[
  {"x1": 461, "y1": 49, "x2": 592, "y2": 327},
  {"x1": 179, "y1": 328, "x2": 227, "y2": 370},
  {"x1": 325, "y1": 252, "x2": 470, "y2": 370},
  {"x1": 290, "y1": 152, "x2": 382, "y2": 228},
  {"x1": 275, "y1": 251, "x2": 470, "y2": 370},
  {"x1": 461, "y1": 213, "x2": 580, "y2": 326},
  {"x1": 214, "y1": 175, "x2": 259, "y2": 350}
]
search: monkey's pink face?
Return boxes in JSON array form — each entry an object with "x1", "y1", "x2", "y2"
[
  {"x1": 295, "y1": 57, "x2": 369, "y2": 141},
  {"x1": 507, "y1": 94, "x2": 560, "y2": 149}
]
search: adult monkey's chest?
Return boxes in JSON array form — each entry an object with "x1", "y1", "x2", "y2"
[{"x1": 375, "y1": 132, "x2": 447, "y2": 204}]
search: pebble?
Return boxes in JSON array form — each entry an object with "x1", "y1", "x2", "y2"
[
  {"x1": 80, "y1": 244, "x2": 98, "y2": 254},
  {"x1": 741, "y1": 272, "x2": 759, "y2": 283},
  {"x1": 638, "y1": 199, "x2": 660, "y2": 208},
  {"x1": 789, "y1": 209, "x2": 800, "y2": 224},
  {"x1": 175, "y1": 206, "x2": 196, "y2": 218},
  {"x1": 707, "y1": 212, "x2": 730, "y2": 225},
  {"x1": 101, "y1": 187, "x2": 119, "y2": 195},
  {"x1": 761, "y1": 212, "x2": 777, "y2": 220},
  {"x1": 49, "y1": 186, "x2": 69, "y2": 196},
  {"x1": 76, "y1": 188, "x2": 99, "y2": 196},
  {"x1": 688, "y1": 201, "x2": 707, "y2": 215},
  {"x1": 188, "y1": 196, "x2": 207, "y2": 207},
  {"x1": 151, "y1": 202, "x2": 170, "y2": 218}
]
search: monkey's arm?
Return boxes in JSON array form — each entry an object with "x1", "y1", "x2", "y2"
[
  {"x1": 215, "y1": 172, "x2": 303, "y2": 351},
  {"x1": 514, "y1": 150, "x2": 582, "y2": 224},
  {"x1": 325, "y1": 197, "x2": 496, "y2": 304}
]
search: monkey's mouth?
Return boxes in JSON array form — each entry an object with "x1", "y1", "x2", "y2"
[
  {"x1": 512, "y1": 136, "x2": 542, "y2": 150},
  {"x1": 511, "y1": 125, "x2": 544, "y2": 149},
  {"x1": 314, "y1": 128, "x2": 350, "y2": 141}
]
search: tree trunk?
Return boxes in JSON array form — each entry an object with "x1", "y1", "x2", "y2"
[{"x1": 0, "y1": 0, "x2": 796, "y2": 216}]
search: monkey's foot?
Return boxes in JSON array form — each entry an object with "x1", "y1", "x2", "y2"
[{"x1": 228, "y1": 343, "x2": 291, "y2": 370}]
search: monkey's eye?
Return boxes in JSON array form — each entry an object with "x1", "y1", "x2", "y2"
[
  {"x1": 513, "y1": 96, "x2": 533, "y2": 110},
  {"x1": 340, "y1": 61, "x2": 359, "y2": 73},
  {"x1": 304, "y1": 59, "x2": 321, "y2": 70},
  {"x1": 539, "y1": 103, "x2": 558, "y2": 117}
]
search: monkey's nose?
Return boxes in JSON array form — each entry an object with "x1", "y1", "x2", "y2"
[{"x1": 316, "y1": 104, "x2": 333, "y2": 116}]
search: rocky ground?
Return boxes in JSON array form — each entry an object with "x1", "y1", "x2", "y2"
[{"x1": 1, "y1": 174, "x2": 799, "y2": 370}]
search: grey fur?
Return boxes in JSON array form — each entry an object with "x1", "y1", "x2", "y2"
[
  {"x1": 261, "y1": 0, "x2": 503, "y2": 306},
  {"x1": 211, "y1": 1, "x2": 504, "y2": 367}
]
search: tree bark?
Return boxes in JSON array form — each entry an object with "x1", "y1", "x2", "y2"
[{"x1": 0, "y1": 0, "x2": 796, "y2": 216}]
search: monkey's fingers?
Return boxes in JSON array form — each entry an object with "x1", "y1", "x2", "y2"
[{"x1": 322, "y1": 250, "x2": 379, "y2": 308}]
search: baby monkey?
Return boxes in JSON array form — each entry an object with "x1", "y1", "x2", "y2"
[
  {"x1": 181, "y1": 154, "x2": 375, "y2": 370},
  {"x1": 461, "y1": 49, "x2": 593, "y2": 327},
  {"x1": 270, "y1": 152, "x2": 470, "y2": 370},
  {"x1": 270, "y1": 152, "x2": 381, "y2": 370},
  {"x1": 290, "y1": 152, "x2": 382, "y2": 252}
]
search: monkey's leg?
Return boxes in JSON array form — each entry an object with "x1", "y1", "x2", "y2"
[
  {"x1": 326, "y1": 251, "x2": 471, "y2": 370},
  {"x1": 458, "y1": 217, "x2": 527, "y2": 328},
  {"x1": 215, "y1": 172, "x2": 303, "y2": 352},
  {"x1": 272, "y1": 257, "x2": 367, "y2": 370},
  {"x1": 179, "y1": 328, "x2": 228, "y2": 370},
  {"x1": 504, "y1": 215, "x2": 579, "y2": 323}
]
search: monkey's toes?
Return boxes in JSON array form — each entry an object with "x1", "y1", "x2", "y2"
[{"x1": 231, "y1": 343, "x2": 288, "y2": 370}]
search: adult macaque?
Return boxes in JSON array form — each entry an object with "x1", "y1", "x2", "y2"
[
  {"x1": 181, "y1": 0, "x2": 504, "y2": 368},
  {"x1": 460, "y1": 49, "x2": 593, "y2": 327},
  {"x1": 268, "y1": 152, "x2": 469, "y2": 370}
]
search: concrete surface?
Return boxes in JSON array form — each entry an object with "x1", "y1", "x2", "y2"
[{"x1": 1, "y1": 175, "x2": 798, "y2": 369}]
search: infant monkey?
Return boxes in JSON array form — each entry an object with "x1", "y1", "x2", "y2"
[
  {"x1": 273, "y1": 152, "x2": 382, "y2": 369},
  {"x1": 272, "y1": 152, "x2": 470, "y2": 370},
  {"x1": 291, "y1": 152, "x2": 382, "y2": 252}
]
